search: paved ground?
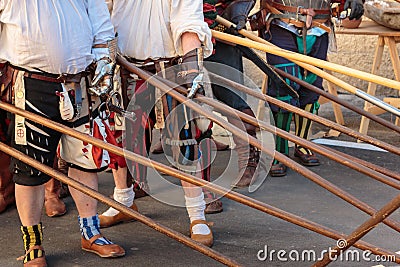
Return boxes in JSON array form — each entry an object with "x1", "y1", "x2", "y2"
[{"x1": 0, "y1": 94, "x2": 399, "y2": 267}]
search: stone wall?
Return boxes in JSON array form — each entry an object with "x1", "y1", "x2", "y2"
[{"x1": 329, "y1": 18, "x2": 397, "y2": 96}]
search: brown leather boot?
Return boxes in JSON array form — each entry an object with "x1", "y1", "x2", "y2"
[
  {"x1": 151, "y1": 139, "x2": 164, "y2": 154},
  {"x1": 133, "y1": 180, "x2": 149, "y2": 199},
  {"x1": 56, "y1": 157, "x2": 70, "y2": 198},
  {"x1": 151, "y1": 129, "x2": 164, "y2": 154},
  {"x1": 44, "y1": 178, "x2": 66, "y2": 217},
  {"x1": 211, "y1": 137, "x2": 229, "y2": 151},
  {"x1": 203, "y1": 189, "x2": 223, "y2": 214},
  {"x1": 234, "y1": 141, "x2": 259, "y2": 188},
  {"x1": 231, "y1": 109, "x2": 260, "y2": 188},
  {"x1": 0, "y1": 151, "x2": 15, "y2": 213}
]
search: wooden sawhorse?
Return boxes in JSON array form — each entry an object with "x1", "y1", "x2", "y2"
[{"x1": 335, "y1": 20, "x2": 400, "y2": 137}]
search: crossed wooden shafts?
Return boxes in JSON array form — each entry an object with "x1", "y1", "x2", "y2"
[{"x1": 0, "y1": 20, "x2": 399, "y2": 267}]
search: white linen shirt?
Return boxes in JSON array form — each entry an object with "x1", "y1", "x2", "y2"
[
  {"x1": 106, "y1": 0, "x2": 213, "y2": 60},
  {"x1": 0, "y1": 0, "x2": 114, "y2": 74}
]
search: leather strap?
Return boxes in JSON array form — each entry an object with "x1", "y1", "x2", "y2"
[
  {"x1": 24, "y1": 72, "x2": 83, "y2": 83},
  {"x1": 92, "y1": 43, "x2": 108, "y2": 48},
  {"x1": 124, "y1": 56, "x2": 175, "y2": 74},
  {"x1": 190, "y1": 219, "x2": 214, "y2": 230},
  {"x1": 270, "y1": 2, "x2": 330, "y2": 15},
  {"x1": 0, "y1": 62, "x2": 15, "y2": 102},
  {"x1": 263, "y1": 2, "x2": 331, "y2": 31},
  {"x1": 17, "y1": 245, "x2": 45, "y2": 261},
  {"x1": 125, "y1": 56, "x2": 174, "y2": 67},
  {"x1": 64, "y1": 107, "x2": 99, "y2": 128},
  {"x1": 87, "y1": 234, "x2": 102, "y2": 246}
]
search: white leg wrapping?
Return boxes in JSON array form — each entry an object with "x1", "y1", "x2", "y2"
[
  {"x1": 185, "y1": 192, "x2": 210, "y2": 235},
  {"x1": 102, "y1": 185, "x2": 135, "y2": 217}
]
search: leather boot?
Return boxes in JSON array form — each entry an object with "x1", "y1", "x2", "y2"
[
  {"x1": 44, "y1": 178, "x2": 66, "y2": 217},
  {"x1": 0, "y1": 151, "x2": 15, "y2": 213},
  {"x1": 131, "y1": 168, "x2": 149, "y2": 198},
  {"x1": 231, "y1": 109, "x2": 260, "y2": 188},
  {"x1": 56, "y1": 157, "x2": 70, "y2": 198},
  {"x1": 211, "y1": 137, "x2": 229, "y2": 151},
  {"x1": 151, "y1": 129, "x2": 164, "y2": 154},
  {"x1": 203, "y1": 189, "x2": 223, "y2": 214},
  {"x1": 151, "y1": 141, "x2": 164, "y2": 154}
]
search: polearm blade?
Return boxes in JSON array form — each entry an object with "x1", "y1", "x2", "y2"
[
  {"x1": 272, "y1": 66, "x2": 400, "y2": 134},
  {"x1": 211, "y1": 31, "x2": 400, "y2": 133},
  {"x1": 355, "y1": 89, "x2": 400, "y2": 117}
]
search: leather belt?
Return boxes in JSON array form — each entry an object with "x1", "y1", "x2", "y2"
[
  {"x1": 270, "y1": 2, "x2": 330, "y2": 15},
  {"x1": 259, "y1": 2, "x2": 331, "y2": 31},
  {"x1": 125, "y1": 56, "x2": 175, "y2": 73},
  {"x1": 24, "y1": 72, "x2": 84, "y2": 83}
]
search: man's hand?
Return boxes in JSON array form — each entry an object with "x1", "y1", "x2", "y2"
[
  {"x1": 344, "y1": 0, "x2": 364, "y2": 20},
  {"x1": 222, "y1": 0, "x2": 255, "y2": 33},
  {"x1": 90, "y1": 57, "x2": 115, "y2": 97}
]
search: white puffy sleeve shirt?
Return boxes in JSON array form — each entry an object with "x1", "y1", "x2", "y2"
[
  {"x1": 107, "y1": 0, "x2": 213, "y2": 60},
  {"x1": 0, "y1": 0, "x2": 114, "y2": 74}
]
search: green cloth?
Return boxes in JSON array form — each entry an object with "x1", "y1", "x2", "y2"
[{"x1": 296, "y1": 35, "x2": 318, "y2": 84}]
